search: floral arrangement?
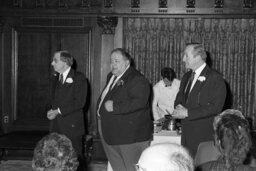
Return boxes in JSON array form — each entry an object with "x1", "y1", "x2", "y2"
[{"x1": 32, "y1": 132, "x2": 79, "y2": 171}]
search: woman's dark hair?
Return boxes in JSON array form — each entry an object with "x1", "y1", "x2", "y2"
[{"x1": 160, "y1": 67, "x2": 176, "y2": 81}]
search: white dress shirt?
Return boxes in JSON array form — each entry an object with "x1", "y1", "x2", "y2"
[
  {"x1": 60, "y1": 67, "x2": 71, "y2": 84},
  {"x1": 190, "y1": 63, "x2": 206, "y2": 92},
  {"x1": 152, "y1": 79, "x2": 180, "y2": 121}
]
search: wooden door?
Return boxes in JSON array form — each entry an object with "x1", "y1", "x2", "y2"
[{"x1": 13, "y1": 28, "x2": 90, "y2": 131}]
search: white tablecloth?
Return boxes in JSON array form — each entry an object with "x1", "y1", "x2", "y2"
[{"x1": 107, "y1": 130, "x2": 181, "y2": 171}]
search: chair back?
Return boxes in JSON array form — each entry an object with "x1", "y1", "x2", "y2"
[{"x1": 194, "y1": 141, "x2": 220, "y2": 166}]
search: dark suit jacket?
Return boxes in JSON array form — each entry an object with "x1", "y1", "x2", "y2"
[
  {"x1": 97, "y1": 67, "x2": 153, "y2": 145},
  {"x1": 174, "y1": 65, "x2": 226, "y2": 156},
  {"x1": 50, "y1": 69, "x2": 87, "y2": 137}
]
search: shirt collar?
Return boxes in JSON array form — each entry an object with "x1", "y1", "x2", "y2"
[
  {"x1": 62, "y1": 67, "x2": 71, "y2": 81},
  {"x1": 194, "y1": 63, "x2": 206, "y2": 76}
]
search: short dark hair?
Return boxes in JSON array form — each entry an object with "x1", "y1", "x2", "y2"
[
  {"x1": 111, "y1": 48, "x2": 131, "y2": 64},
  {"x1": 57, "y1": 50, "x2": 73, "y2": 66},
  {"x1": 160, "y1": 67, "x2": 176, "y2": 81},
  {"x1": 186, "y1": 43, "x2": 207, "y2": 61}
]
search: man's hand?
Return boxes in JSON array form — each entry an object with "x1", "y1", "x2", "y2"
[
  {"x1": 105, "y1": 100, "x2": 114, "y2": 112},
  {"x1": 172, "y1": 104, "x2": 188, "y2": 119},
  {"x1": 47, "y1": 109, "x2": 59, "y2": 120}
]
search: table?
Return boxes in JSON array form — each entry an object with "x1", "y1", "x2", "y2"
[{"x1": 107, "y1": 130, "x2": 181, "y2": 171}]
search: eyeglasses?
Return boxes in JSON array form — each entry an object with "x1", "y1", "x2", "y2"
[{"x1": 135, "y1": 164, "x2": 147, "y2": 171}]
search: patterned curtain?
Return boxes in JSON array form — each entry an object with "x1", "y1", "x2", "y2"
[{"x1": 123, "y1": 18, "x2": 256, "y2": 129}]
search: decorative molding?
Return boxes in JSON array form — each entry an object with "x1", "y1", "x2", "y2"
[
  {"x1": 159, "y1": 0, "x2": 167, "y2": 8},
  {"x1": 243, "y1": 0, "x2": 252, "y2": 8},
  {"x1": 58, "y1": 0, "x2": 68, "y2": 8},
  {"x1": 187, "y1": 0, "x2": 195, "y2": 8},
  {"x1": 81, "y1": 0, "x2": 91, "y2": 8},
  {"x1": 21, "y1": 17, "x2": 84, "y2": 27},
  {"x1": 104, "y1": 0, "x2": 112, "y2": 8},
  {"x1": 131, "y1": 0, "x2": 140, "y2": 8},
  {"x1": 214, "y1": 0, "x2": 224, "y2": 8},
  {"x1": 97, "y1": 16, "x2": 118, "y2": 34},
  {"x1": 36, "y1": 0, "x2": 46, "y2": 8},
  {"x1": 13, "y1": 0, "x2": 23, "y2": 8}
]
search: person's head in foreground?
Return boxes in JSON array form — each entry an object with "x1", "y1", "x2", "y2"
[
  {"x1": 213, "y1": 109, "x2": 252, "y2": 168},
  {"x1": 136, "y1": 143, "x2": 194, "y2": 171},
  {"x1": 32, "y1": 132, "x2": 79, "y2": 171}
]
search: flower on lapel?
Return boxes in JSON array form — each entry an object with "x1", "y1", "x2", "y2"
[
  {"x1": 66, "y1": 77, "x2": 73, "y2": 83},
  {"x1": 116, "y1": 79, "x2": 124, "y2": 86},
  {"x1": 198, "y1": 76, "x2": 206, "y2": 82}
]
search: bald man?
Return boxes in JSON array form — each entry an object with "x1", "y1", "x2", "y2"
[{"x1": 136, "y1": 143, "x2": 194, "y2": 171}]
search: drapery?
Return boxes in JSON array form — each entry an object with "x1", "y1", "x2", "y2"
[{"x1": 123, "y1": 18, "x2": 256, "y2": 128}]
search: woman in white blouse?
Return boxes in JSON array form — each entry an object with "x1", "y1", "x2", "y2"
[{"x1": 152, "y1": 67, "x2": 180, "y2": 121}]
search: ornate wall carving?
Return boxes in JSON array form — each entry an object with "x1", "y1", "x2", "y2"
[
  {"x1": 215, "y1": 0, "x2": 224, "y2": 8},
  {"x1": 187, "y1": 0, "x2": 195, "y2": 8},
  {"x1": 104, "y1": 0, "x2": 112, "y2": 8},
  {"x1": 0, "y1": 0, "x2": 255, "y2": 16},
  {"x1": 97, "y1": 16, "x2": 118, "y2": 34},
  {"x1": 243, "y1": 0, "x2": 252, "y2": 8}
]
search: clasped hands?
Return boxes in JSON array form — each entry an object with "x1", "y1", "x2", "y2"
[
  {"x1": 172, "y1": 104, "x2": 188, "y2": 119},
  {"x1": 47, "y1": 109, "x2": 60, "y2": 120}
]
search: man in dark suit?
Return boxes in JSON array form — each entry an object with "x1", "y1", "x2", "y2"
[
  {"x1": 173, "y1": 43, "x2": 226, "y2": 157},
  {"x1": 97, "y1": 48, "x2": 153, "y2": 171},
  {"x1": 47, "y1": 50, "x2": 87, "y2": 170}
]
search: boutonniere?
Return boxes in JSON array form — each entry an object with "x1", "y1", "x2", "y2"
[
  {"x1": 116, "y1": 79, "x2": 124, "y2": 86},
  {"x1": 66, "y1": 77, "x2": 73, "y2": 83},
  {"x1": 198, "y1": 76, "x2": 206, "y2": 82}
]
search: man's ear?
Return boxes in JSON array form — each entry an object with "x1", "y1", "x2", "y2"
[{"x1": 125, "y1": 60, "x2": 130, "y2": 67}]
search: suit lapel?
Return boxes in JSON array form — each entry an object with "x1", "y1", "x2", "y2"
[
  {"x1": 106, "y1": 67, "x2": 133, "y2": 96},
  {"x1": 189, "y1": 65, "x2": 210, "y2": 98},
  {"x1": 63, "y1": 69, "x2": 74, "y2": 85}
]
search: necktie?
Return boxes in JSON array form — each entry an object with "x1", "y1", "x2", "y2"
[
  {"x1": 109, "y1": 76, "x2": 117, "y2": 90},
  {"x1": 184, "y1": 72, "x2": 195, "y2": 101},
  {"x1": 59, "y1": 74, "x2": 63, "y2": 84}
]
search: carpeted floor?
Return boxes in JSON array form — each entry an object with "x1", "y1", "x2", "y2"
[{"x1": 0, "y1": 160, "x2": 108, "y2": 171}]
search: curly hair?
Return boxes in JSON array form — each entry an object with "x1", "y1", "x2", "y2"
[
  {"x1": 32, "y1": 132, "x2": 79, "y2": 171},
  {"x1": 213, "y1": 109, "x2": 252, "y2": 169}
]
